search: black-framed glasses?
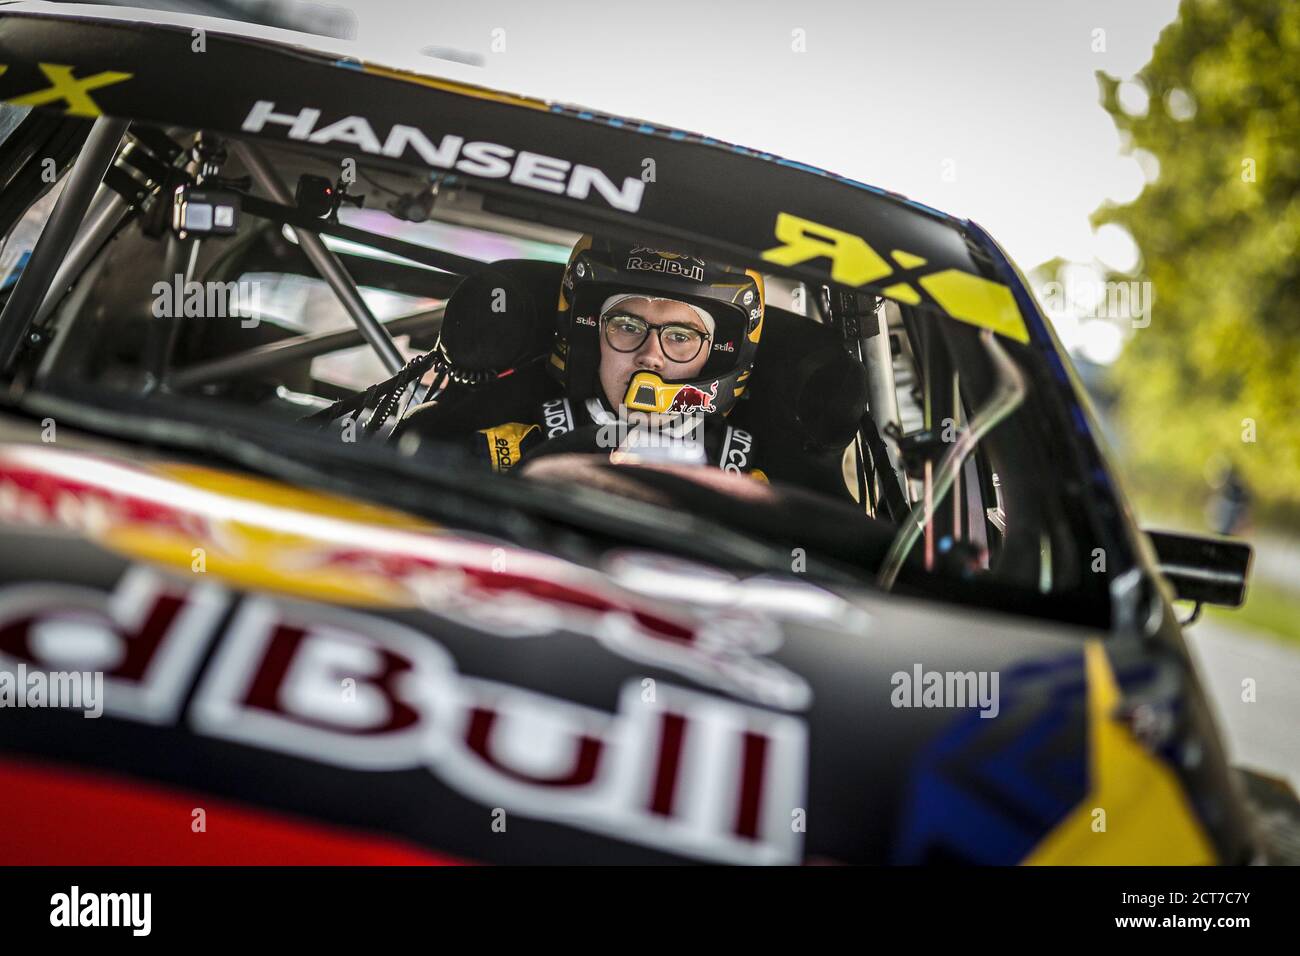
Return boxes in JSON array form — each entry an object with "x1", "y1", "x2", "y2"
[{"x1": 601, "y1": 311, "x2": 711, "y2": 363}]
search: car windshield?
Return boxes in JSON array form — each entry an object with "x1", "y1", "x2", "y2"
[{"x1": 0, "y1": 109, "x2": 1111, "y2": 626}]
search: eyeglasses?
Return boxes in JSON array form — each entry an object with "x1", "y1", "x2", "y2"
[{"x1": 601, "y1": 311, "x2": 711, "y2": 363}]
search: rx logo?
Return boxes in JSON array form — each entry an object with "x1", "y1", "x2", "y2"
[
  {"x1": 761, "y1": 211, "x2": 1029, "y2": 343},
  {"x1": 0, "y1": 63, "x2": 132, "y2": 118}
]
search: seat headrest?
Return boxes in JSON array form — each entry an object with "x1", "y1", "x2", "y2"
[
  {"x1": 436, "y1": 259, "x2": 563, "y2": 374},
  {"x1": 745, "y1": 306, "x2": 868, "y2": 452}
]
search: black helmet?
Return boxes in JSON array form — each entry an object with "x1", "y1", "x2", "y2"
[{"x1": 549, "y1": 236, "x2": 764, "y2": 417}]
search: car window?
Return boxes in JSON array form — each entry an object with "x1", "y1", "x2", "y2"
[
  {"x1": 0, "y1": 104, "x2": 29, "y2": 145},
  {"x1": 0, "y1": 172, "x2": 65, "y2": 294},
  {"x1": 1, "y1": 117, "x2": 1110, "y2": 626}
]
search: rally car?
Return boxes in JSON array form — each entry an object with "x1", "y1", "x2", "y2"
[{"x1": 0, "y1": 2, "x2": 1276, "y2": 864}]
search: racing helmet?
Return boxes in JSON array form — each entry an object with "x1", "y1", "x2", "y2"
[{"x1": 549, "y1": 236, "x2": 764, "y2": 417}]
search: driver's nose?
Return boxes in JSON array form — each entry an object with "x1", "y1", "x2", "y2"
[{"x1": 635, "y1": 334, "x2": 666, "y2": 371}]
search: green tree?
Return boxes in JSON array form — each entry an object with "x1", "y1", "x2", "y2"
[{"x1": 1095, "y1": 0, "x2": 1300, "y2": 513}]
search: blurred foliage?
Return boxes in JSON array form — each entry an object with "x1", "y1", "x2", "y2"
[
  {"x1": 1094, "y1": 0, "x2": 1300, "y2": 521},
  {"x1": 1208, "y1": 577, "x2": 1300, "y2": 648}
]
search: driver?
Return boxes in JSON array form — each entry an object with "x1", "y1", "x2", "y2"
[{"x1": 470, "y1": 236, "x2": 768, "y2": 476}]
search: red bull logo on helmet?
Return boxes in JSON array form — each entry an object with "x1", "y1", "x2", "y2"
[
  {"x1": 625, "y1": 249, "x2": 706, "y2": 284},
  {"x1": 628, "y1": 247, "x2": 706, "y2": 267}
]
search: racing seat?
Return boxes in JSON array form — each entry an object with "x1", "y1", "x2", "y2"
[
  {"x1": 730, "y1": 305, "x2": 869, "y2": 500},
  {"x1": 392, "y1": 258, "x2": 563, "y2": 444}
]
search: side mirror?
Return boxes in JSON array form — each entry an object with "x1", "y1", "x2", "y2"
[{"x1": 1145, "y1": 529, "x2": 1252, "y2": 609}]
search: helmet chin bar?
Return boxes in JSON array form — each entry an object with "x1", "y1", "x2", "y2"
[{"x1": 622, "y1": 371, "x2": 720, "y2": 415}]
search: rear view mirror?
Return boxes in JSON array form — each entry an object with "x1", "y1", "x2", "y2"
[{"x1": 1146, "y1": 529, "x2": 1252, "y2": 609}]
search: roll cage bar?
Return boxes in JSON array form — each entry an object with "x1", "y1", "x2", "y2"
[{"x1": 0, "y1": 116, "x2": 128, "y2": 372}]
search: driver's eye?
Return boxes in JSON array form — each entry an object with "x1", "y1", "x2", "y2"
[
  {"x1": 609, "y1": 317, "x2": 644, "y2": 334},
  {"x1": 665, "y1": 328, "x2": 696, "y2": 344}
]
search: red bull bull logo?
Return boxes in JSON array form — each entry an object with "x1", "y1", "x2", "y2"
[
  {"x1": 665, "y1": 381, "x2": 719, "y2": 414},
  {"x1": 624, "y1": 373, "x2": 720, "y2": 414}
]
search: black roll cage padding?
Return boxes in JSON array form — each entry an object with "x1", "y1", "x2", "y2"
[
  {"x1": 103, "y1": 164, "x2": 152, "y2": 207},
  {"x1": 817, "y1": 285, "x2": 865, "y2": 507},
  {"x1": 129, "y1": 124, "x2": 185, "y2": 167},
  {"x1": 833, "y1": 288, "x2": 870, "y2": 512},
  {"x1": 825, "y1": 286, "x2": 911, "y2": 522},
  {"x1": 861, "y1": 410, "x2": 910, "y2": 521}
]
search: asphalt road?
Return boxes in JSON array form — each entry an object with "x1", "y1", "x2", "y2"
[{"x1": 1186, "y1": 620, "x2": 1300, "y2": 793}]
